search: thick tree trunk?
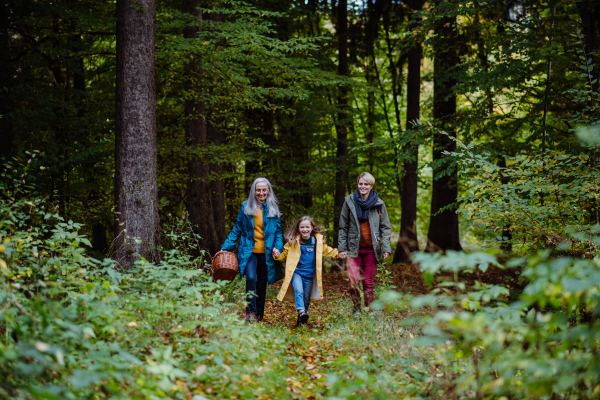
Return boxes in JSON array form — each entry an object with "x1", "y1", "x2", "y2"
[
  {"x1": 114, "y1": 0, "x2": 160, "y2": 266},
  {"x1": 333, "y1": 0, "x2": 349, "y2": 251},
  {"x1": 427, "y1": 6, "x2": 462, "y2": 252},
  {"x1": 394, "y1": 0, "x2": 423, "y2": 263},
  {"x1": 183, "y1": 0, "x2": 221, "y2": 257}
]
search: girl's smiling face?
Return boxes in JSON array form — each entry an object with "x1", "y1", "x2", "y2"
[{"x1": 299, "y1": 220, "x2": 313, "y2": 239}]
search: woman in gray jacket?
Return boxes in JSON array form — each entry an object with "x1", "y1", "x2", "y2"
[{"x1": 338, "y1": 172, "x2": 392, "y2": 315}]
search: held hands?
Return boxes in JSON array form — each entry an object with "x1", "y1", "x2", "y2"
[
  {"x1": 383, "y1": 252, "x2": 390, "y2": 260},
  {"x1": 272, "y1": 248, "x2": 281, "y2": 258}
]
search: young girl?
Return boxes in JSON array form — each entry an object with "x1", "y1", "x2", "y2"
[{"x1": 273, "y1": 216, "x2": 341, "y2": 326}]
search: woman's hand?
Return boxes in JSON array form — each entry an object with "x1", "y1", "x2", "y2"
[
  {"x1": 383, "y1": 252, "x2": 390, "y2": 259},
  {"x1": 339, "y1": 251, "x2": 348, "y2": 259},
  {"x1": 272, "y1": 248, "x2": 281, "y2": 258}
]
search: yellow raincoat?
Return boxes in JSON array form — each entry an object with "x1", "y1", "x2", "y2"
[{"x1": 275, "y1": 233, "x2": 339, "y2": 302}]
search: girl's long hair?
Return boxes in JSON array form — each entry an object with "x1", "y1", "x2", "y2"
[
  {"x1": 244, "y1": 177, "x2": 282, "y2": 218},
  {"x1": 284, "y1": 216, "x2": 326, "y2": 244}
]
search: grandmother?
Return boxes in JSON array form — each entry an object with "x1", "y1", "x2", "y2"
[
  {"x1": 220, "y1": 177, "x2": 284, "y2": 323},
  {"x1": 338, "y1": 172, "x2": 392, "y2": 316}
]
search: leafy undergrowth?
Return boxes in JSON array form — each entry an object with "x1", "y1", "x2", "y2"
[
  {"x1": 0, "y1": 188, "x2": 441, "y2": 400},
  {"x1": 3, "y1": 188, "x2": 600, "y2": 399}
]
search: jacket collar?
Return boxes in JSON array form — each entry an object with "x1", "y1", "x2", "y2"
[
  {"x1": 295, "y1": 233, "x2": 322, "y2": 243},
  {"x1": 345, "y1": 195, "x2": 359, "y2": 223}
]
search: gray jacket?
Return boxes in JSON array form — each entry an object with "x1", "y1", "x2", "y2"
[{"x1": 338, "y1": 194, "x2": 392, "y2": 261}]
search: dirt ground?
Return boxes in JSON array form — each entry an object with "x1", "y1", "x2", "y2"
[{"x1": 260, "y1": 261, "x2": 521, "y2": 328}]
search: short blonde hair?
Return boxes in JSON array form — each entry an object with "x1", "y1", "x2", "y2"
[{"x1": 357, "y1": 172, "x2": 375, "y2": 187}]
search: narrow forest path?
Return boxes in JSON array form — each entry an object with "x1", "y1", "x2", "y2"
[
  {"x1": 203, "y1": 270, "x2": 435, "y2": 399},
  {"x1": 197, "y1": 266, "x2": 518, "y2": 399}
]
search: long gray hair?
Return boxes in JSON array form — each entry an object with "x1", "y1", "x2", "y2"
[{"x1": 245, "y1": 177, "x2": 282, "y2": 218}]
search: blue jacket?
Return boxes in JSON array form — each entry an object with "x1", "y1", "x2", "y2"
[{"x1": 221, "y1": 201, "x2": 284, "y2": 285}]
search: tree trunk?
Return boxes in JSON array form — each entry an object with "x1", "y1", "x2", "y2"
[
  {"x1": 427, "y1": 4, "x2": 462, "y2": 252},
  {"x1": 72, "y1": 30, "x2": 108, "y2": 255},
  {"x1": 183, "y1": 0, "x2": 221, "y2": 257},
  {"x1": 333, "y1": 0, "x2": 349, "y2": 251},
  {"x1": 114, "y1": 0, "x2": 160, "y2": 266},
  {"x1": 363, "y1": 0, "x2": 381, "y2": 174},
  {"x1": 207, "y1": 8, "x2": 227, "y2": 250},
  {"x1": 381, "y1": 3, "x2": 406, "y2": 198},
  {"x1": 578, "y1": 0, "x2": 598, "y2": 92},
  {"x1": 394, "y1": 0, "x2": 424, "y2": 263},
  {"x1": 497, "y1": 156, "x2": 512, "y2": 252},
  {"x1": 208, "y1": 121, "x2": 227, "y2": 250},
  {"x1": 225, "y1": 161, "x2": 239, "y2": 229},
  {"x1": 0, "y1": 1, "x2": 13, "y2": 161}
]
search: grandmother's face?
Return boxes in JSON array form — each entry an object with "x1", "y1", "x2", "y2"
[{"x1": 255, "y1": 182, "x2": 269, "y2": 204}]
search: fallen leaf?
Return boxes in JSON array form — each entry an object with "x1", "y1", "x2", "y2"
[
  {"x1": 35, "y1": 341, "x2": 50, "y2": 352},
  {"x1": 195, "y1": 365, "x2": 207, "y2": 376}
]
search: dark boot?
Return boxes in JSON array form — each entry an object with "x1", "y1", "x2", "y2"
[
  {"x1": 297, "y1": 310, "x2": 309, "y2": 326},
  {"x1": 351, "y1": 304, "x2": 362, "y2": 318}
]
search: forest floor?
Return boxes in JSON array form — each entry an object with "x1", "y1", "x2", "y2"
[{"x1": 195, "y1": 264, "x2": 518, "y2": 399}]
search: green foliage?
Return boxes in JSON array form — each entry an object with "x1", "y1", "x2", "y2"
[
  {"x1": 0, "y1": 180, "x2": 243, "y2": 398},
  {"x1": 449, "y1": 137, "x2": 600, "y2": 254},
  {"x1": 377, "y1": 250, "x2": 600, "y2": 399}
]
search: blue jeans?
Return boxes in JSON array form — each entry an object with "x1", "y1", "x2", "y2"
[
  {"x1": 291, "y1": 272, "x2": 313, "y2": 312},
  {"x1": 245, "y1": 253, "x2": 268, "y2": 319}
]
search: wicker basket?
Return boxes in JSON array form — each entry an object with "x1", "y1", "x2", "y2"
[{"x1": 210, "y1": 251, "x2": 239, "y2": 283}]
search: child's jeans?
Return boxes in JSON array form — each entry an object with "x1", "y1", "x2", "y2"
[
  {"x1": 291, "y1": 272, "x2": 313, "y2": 312},
  {"x1": 346, "y1": 248, "x2": 377, "y2": 308}
]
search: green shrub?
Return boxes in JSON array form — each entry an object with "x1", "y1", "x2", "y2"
[
  {"x1": 376, "y1": 250, "x2": 600, "y2": 399},
  {"x1": 0, "y1": 177, "x2": 245, "y2": 399}
]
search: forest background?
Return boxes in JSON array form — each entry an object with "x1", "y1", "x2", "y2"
[
  {"x1": 5, "y1": 0, "x2": 597, "y2": 263},
  {"x1": 3, "y1": 0, "x2": 600, "y2": 399}
]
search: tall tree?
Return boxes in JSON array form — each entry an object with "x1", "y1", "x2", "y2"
[
  {"x1": 333, "y1": 0, "x2": 350, "y2": 250},
  {"x1": 0, "y1": 1, "x2": 13, "y2": 161},
  {"x1": 363, "y1": 0, "x2": 383, "y2": 173},
  {"x1": 114, "y1": 0, "x2": 160, "y2": 266},
  {"x1": 394, "y1": 0, "x2": 424, "y2": 262},
  {"x1": 183, "y1": 0, "x2": 221, "y2": 257},
  {"x1": 577, "y1": 0, "x2": 598, "y2": 92},
  {"x1": 427, "y1": 2, "x2": 462, "y2": 252},
  {"x1": 207, "y1": 8, "x2": 227, "y2": 249}
]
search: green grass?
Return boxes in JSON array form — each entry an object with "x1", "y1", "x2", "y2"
[{"x1": 191, "y1": 277, "x2": 439, "y2": 400}]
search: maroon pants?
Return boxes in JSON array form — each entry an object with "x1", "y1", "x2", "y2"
[{"x1": 347, "y1": 248, "x2": 377, "y2": 308}]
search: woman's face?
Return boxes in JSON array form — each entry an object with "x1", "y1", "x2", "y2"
[
  {"x1": 255, "y1": 182, "x2": 269, "y2": 204},
  {"x1": 357, "y1": 178, "x2": 372, "y2": 197},
  {"x1": 299, "y1": 220, "x2": 313, "y2": 239}
]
